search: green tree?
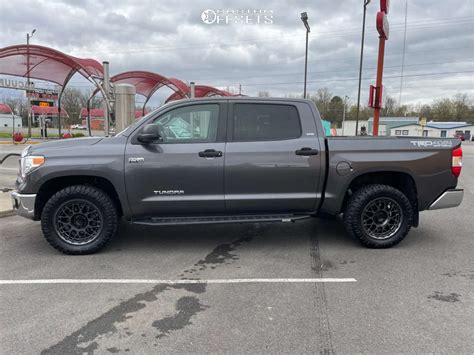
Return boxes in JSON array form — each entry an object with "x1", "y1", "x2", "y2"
[{"x1": 328, "y1": 95, "x2": 344, "y2": 124}]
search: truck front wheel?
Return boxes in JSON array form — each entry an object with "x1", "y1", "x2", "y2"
[
  {"x1": 343, "y1": 184, "x2": 413, "y2": 248},
  {"x1": 41, "y1": 185, "x2": 118, "y2": 254}
]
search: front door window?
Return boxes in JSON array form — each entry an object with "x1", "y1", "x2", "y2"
[{"x1": 153, "y1": 104, "x2": 219, "y2": 143}]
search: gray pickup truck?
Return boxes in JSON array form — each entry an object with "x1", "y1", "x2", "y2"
[{"x1": 11, "y1": 97, "x2": 464, "y2": 254}]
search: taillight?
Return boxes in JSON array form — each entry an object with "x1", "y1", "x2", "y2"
[{"x1": 452, "y1": 147, "x2": 462, "y2": 177}]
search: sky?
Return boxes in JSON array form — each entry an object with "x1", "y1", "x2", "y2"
[{"x1": 0, "y1": 0, "x2": 473, "y2": 108}]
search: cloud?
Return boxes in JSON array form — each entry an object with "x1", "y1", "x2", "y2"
[{"x1": 0, "y1": 0, "x2": 472, "y2": 106}]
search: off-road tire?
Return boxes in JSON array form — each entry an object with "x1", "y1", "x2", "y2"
[
  {"x1": 41, "y1": 185, "x2": 118, "y2": 254},
  {"x1": 343, "y1": 184, "x2": 413, "y2": 248}
]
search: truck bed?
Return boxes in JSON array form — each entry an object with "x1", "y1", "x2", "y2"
[{"x1": 320, "y1": 136, "x2": 461, "y2": 214}]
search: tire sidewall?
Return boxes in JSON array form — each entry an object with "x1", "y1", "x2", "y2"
[
  {"x1": 347, "y1": 185, "x2": 413, "y2": 248},
  {"x1": 41, "y1": 186, "x2": 117, "y2": 254}
]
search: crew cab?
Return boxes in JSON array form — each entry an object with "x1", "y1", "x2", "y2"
[{"x1": 11, "y1": 97, "x2": 464, "y2": 254}]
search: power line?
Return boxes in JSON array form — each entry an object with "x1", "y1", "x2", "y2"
[
  {"x1": 234, "y1": 70, "x2": 474, "y2": 87},
  {"x1": 187, "y1": 59, "x2": 474, "y2": 82}
]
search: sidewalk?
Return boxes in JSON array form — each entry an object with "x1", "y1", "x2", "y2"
[{"x1": 0, "y1": 191, "x2": 14, "y2": 218}]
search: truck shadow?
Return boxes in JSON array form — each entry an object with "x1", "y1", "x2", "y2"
[{"x1": 108, "y1": 216, "x2": 356, "y2": 253}]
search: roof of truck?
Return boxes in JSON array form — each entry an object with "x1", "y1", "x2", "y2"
[{"x1": 175, "y1": 96, "x2": 313, "y2": 103}]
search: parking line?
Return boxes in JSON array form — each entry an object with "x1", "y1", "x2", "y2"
[{"x1": 0, "y1": 278, "x2": 357, "y2": 285}]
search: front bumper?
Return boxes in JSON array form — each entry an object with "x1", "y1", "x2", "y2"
[
  {"x1": 428, "y1": 189, "x2": 464, "y2": 210},
  {"x1": 11, "y1": 191, "x2": 36, "y2": 219}
]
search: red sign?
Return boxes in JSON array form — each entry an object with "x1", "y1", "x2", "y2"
[
  {"x1": 380, "y1": 0, "x2": 390, "y2": 14},
  {"x1": 376, "y1": 11, "x2": 389, "y2": 40},
  {"x1": 368, "y1": 85, "x2": 383, "y2": 109}
]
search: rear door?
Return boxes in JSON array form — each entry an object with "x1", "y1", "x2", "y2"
[
  {"x1": 125, "y1": 102, "x2": 227, "y2": 217},
  {"x1": 224, "y1": 101, "x2": 322, "y2": 213}
]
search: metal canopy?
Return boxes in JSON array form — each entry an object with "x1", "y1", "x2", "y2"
[
  {"x1": 0, "y1": 44, "x2": 103, "y2": 87},
  {"x1": 165, "y1": 85, "x2": 232, "y2": 103},
  {"x1": 110, "y1": 71, "x2": 188, "y2": 98},
  {"x1": 89, "y1": 70, "x2": 189, "y2": 110}
]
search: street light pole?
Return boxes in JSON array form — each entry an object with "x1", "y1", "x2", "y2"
[
  {"x1": 301, "y1": 12, "x2": 310, "y2": 99},
  {"x1": 355, "y1": 0, "x2": 371, "y2": 136},
  {"x1": 26, "y1": 29, "x2": 36, "y2": 138}
]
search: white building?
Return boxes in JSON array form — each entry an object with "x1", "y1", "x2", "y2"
[
  {"x1": 0, "y1": 113, "x2": 23, "y2": 129},
  {"x1": 390, "y1": 122, "x2": 474, "y2": 140},
  {"x1": 341, "y1": 120, "x2": 368, "y2": 136}
]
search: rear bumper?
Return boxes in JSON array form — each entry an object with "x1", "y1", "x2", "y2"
[
  {"x1": 428, "y1": 189, "x2": 463, "y2": 210},
  {"x1": 11, "y1": 191, "x2": 36, "y2": 219}
]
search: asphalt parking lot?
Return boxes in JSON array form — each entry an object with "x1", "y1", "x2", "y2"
[{"x1": 1, "y1": 143, "x2": 473, "y2": 354}]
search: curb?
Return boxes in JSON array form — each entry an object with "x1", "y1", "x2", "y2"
[
  {"x1": 0, "y1": 209, "x2": 15, "y2": 218},
  {"x1": 0, "y1": 141, "x2": 41, "y2": 145}
]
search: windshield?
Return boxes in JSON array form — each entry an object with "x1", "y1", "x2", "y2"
[{"x1": 115, "y1": 108, "x2": 160, "y2": 137}]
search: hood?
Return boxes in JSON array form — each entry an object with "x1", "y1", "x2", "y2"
[{"x1": 28, "y1": 137, "x2": 104, "y2": 154}]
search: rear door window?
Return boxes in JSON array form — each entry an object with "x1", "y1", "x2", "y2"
[{"x1": 232, "y1": 103, "x2": 301, "y2": 141}]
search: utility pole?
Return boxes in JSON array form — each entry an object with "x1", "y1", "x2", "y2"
[
  {"x1": 26, "y1": 29, "x2": 36, "y2": 138},
  {"x1": 342, "y1": 95, "x2": 349, "y2": 136},
  {"x1": 355, "y1": 0, "x2": 371, "y2": 136},
  {"x1": 399, "y1": 0, "x2": 408, "y2": 106}
]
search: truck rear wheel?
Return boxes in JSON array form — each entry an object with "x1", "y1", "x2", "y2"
[
  {"x1": 343, "y1": 184, "x2": 413, "y2": 248},
  {"x1": 41, "y1": 185, "x2": 118, "y2": 254}
]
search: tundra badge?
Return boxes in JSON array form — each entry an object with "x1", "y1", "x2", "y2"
[{"x1": 154, "y1": 190, "x2": 185, "y2": 195}]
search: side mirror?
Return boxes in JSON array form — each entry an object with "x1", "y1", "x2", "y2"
[{"x1": 137, "y1": 124, "x2": 161, "y2": 144}]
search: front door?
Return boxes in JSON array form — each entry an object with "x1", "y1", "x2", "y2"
[
  {"x1": 224, "y1": 102, "x2": 322, "y2": 213},
  {"x1": 125, "y1": 102, "x2": 226, "y2": 217}
]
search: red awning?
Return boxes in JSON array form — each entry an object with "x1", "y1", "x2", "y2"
[
  {"x1": 79, "y1": 108, "x2": 105, "y2": 118},
  {"x1": 31, "y1": 105, "x2": 69, "y2": 117},
  {"x1": 80, "y1": 108, "x2": 146, "y2": 119},
  {"x1": 0, "y1": 103, "x2": 13, "y2": 114},
  {"x1": 0, "y1": 44, "x2": 103, "y2": 87}
]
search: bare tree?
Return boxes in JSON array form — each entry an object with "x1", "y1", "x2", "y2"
[
  {"x1": 453, "y1": 93, "x2": 470, "y2": 121},
  {"x1": 61, "y1": 88, "x2": 95, "y2": 125},
  {"x1": 381, "y1": 95, "x2": 397, "y2": 116},
  {"x1": 310, "y1": 88, "x2": 332, "y2": 119},
  {"x1": 432, "y1": 98, "x2": 454, "y2": 121}
]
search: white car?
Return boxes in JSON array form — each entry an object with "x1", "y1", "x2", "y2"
[{"x1": 71, "y1": 124, "x2": 87, "y2": 130}]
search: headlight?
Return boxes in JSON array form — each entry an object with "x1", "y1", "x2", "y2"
[
  {"x1": 20, "y1": 155, "x2": 45, "y2": 177},
  {"x1": 21, "y1": 146, "x2": 30, "y2": 158}
]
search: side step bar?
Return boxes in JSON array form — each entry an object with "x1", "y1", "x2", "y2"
[{"x1": 131, "y1": 214, "x2": 312, "y2": 226}]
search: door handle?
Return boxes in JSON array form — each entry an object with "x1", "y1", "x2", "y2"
[
  {"x1": 295, "y1": 147, "x2": 319, "y2": 156},
  {"x1": 198, "y1": 149, "x2": 223, "y2": 158}
]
